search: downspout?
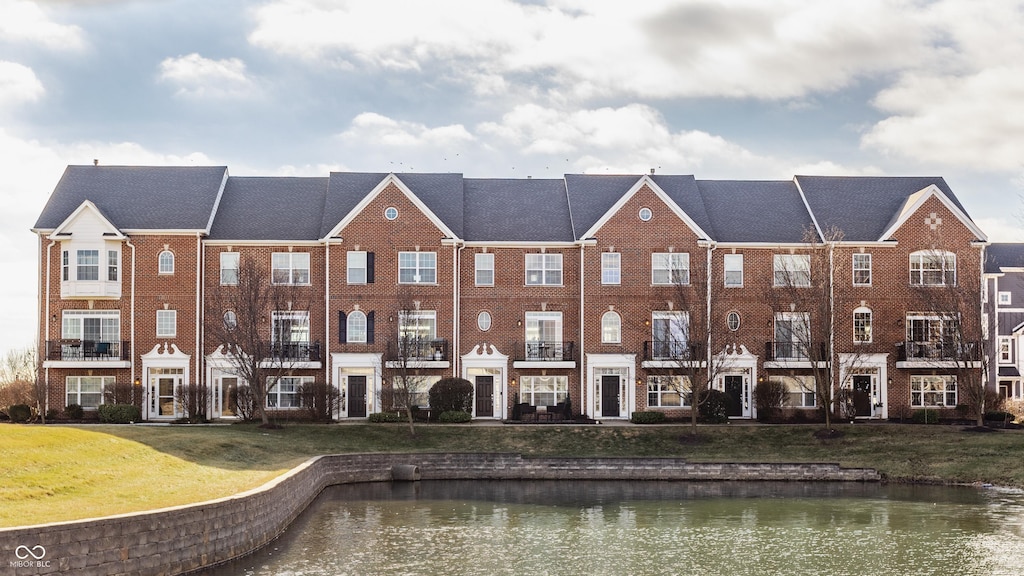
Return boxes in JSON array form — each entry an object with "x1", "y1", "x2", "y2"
[
  {"x1": 454, "y1": 242, "x2": 463, "y2": 378},
  {"x1": 126, "y1": 238, "x2": 137, "y2": 414},
  {"x1": 325, "y1": 241, "x2": 331, "y2": 388},
  {"x1": 705, "y1": 242, "x2": 715, "y2": 396},
  {"x1": 43, "y1": 238, "x2": 56, "y2": 415},
  {"x1": 195, "y1": 233, "x2": 201, "y2": 389},
  {"x1": 828, "y1": 241, "x2": 836, "y2": 402},
  {"x1": 578, "y1": 243, "x2": 585, "y2": 417}
]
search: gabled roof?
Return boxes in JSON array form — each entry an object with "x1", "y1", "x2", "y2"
[
  {"x1": 209, "y1": 177, "x2": 328, "y2": 241},
  {"x1": 986, "y1": 243, "x2": 1024, "y2": 274},
  {"x1": 464, "y1": 178, "x2": 573, "y2": 242},
  {"x1": 46, "y1": 200, "x2": 124, "y2": 240},
  {"x1": 794, "y1": 176, "x2": 979, "y2": 242},
  {"x1": 33, "y1": 165, "x2": 228, "y2": 232},
  {"x1": 321, "y1": 173, "x2": 463, "y2": 240},
  {"x1": 564, "y1": 174, "x2": 643, "y2": 240},
  {"x1": 695, "y1": 180, "x2": 813, "y2": 243}
]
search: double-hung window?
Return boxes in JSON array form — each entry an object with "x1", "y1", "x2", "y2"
[
  {"x1": 476, "y1": 253, "x2": 494, "y2": 286},
  {"x1": 399, "y1": 252, "x2": 437, "y2": 284},
  {"x1": 771, "y1": 375, "x2": 816, "y2": 408},
  {"x1": 107, "y1": 250, "x2": 119, "y2": 281},
  {"x1": 999, "y1": 337, "x2": 1013, "y2": 363},
  {"x1": 853, "y1": 307, "x2": 872, "y2": 343},
  {"x1": 853, "y1": 253, "x2": 871, "y2": 286},
  {"x1": 347, "y1": 251, "x2": 368, "y2": 284},
  {"x1": 911, "y1": 375, "x2": 957, "y2": 407},
  {"x1": 272, "y1": 252, "x2": 310, "y2": 285},
  {"x1": 220, "y1": 252, "x2": 239, "y2": 285},
  {"x1": 519, "y1": 375, "x2": 568, "y2": 406},
  {"x1": 774, "y1": 254, "x2": 810, "y2": 287},
  {"x1": 652, "y1": 253, "x2": 689, "y2": 285},
  {"x1": 66, "y1": 375, "x2": 112, "y2": 408},
  {"x1": 724, "y1": 254, "x2": 743, "y2": 287},
  {"x1": 156, "y1": 309, "x2": 177, "y2": 337},
  {"x1": 909, "y1": 251, "x2": 955, "y2": 286},
  {"x1": 267, "y1": 375, "x2": 309, "y2": 408},
  {"x1": 77, "y1": 249, "x2": 99, "y2": 281},
  {"x1": 647, "y1": 375, "x2": 690, "y2": 407},
  {"x1": 601, "y1": 311, "x2": 621, "y2": 344},
  {"x1": 526, "y1": 253, "x2": 562, "y2": 285},
  {"x1": 602, "y1": 252, "x2": 621, "y2": 285}
]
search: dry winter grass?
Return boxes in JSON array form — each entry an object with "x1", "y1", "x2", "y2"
[{"x1": 2, "y1": 422, "x2": 1023, "y2": 528}]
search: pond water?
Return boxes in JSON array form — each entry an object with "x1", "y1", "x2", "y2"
[{"x1": 200, "y1": 480, "x2": 1024, "y2": 576}]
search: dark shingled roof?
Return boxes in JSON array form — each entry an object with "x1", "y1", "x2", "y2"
[
  {"x1": 33, "y1": 165, "x2": 227, "y2": 231},
  {"x1": 695, "y1": 180, "x2": 814, "y2": 243},
  {"x1": 986, "y1": 243, "x2": 1024, "y2": 274},
  {"x1": 650, "y1": 175, "x2": 712, "y2": 238},
  {"x1": 321, "y1": 172, "x2": 388, "y2": 238},
  {"x1": 795, "y1": 176, "x2": 967, "y2": 242},
  {"x1": 564, "y1": 174, "x2": 642, "y2": 239},
  {"x1": 209, "y1": 177, "x2": 328, "y2": 241},
  {"x1": 464, "y1": 178, "x2": 572, "y2": 242}
]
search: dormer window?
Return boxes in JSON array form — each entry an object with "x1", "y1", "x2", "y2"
[{"x1": 60, "y1": 244, "x2": 122, "y2": 299}]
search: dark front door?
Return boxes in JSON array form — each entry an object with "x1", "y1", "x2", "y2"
[
  {"x1": 347, "y1": 376, "x2": 367, "y2": 418},
  {"x1": 601, "y1": 375, "x2": 620, "y2": 417},
  {"x1": 852, "y1": 375, "x2": 872, "y2": 417},
  {"x1": 475, "y1": 376, "x2": 494, "y2": 417},
  {"x1": 724, "y1": 376, "x2": 743, "y2": 417}
]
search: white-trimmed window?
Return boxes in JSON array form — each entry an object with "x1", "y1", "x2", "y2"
[
  {"x1": 399, "y1": 252, "x2": 437, "y2": 284},
  {"x1": 267, "y1": 375, "x2": 310, "y2": 408},
  {"x1": 774, "y1": 312, "x2": 810, "y2": 359},
  {"x1": 347, "y1": 251, "x2": 368, "y2": 284},
  {"x1": 526, "y1": 253, "x2": 562, "y2": 285},
  {"x1": 651, "y1": 311, "x2": 688, "y2": 359},
  {"x1": 909, "y1": 250, "x2": 956, "y2": 286},
  {"x1": 906, "y1": 314, "x2": 957, "y2": 354},
  {"x1": 911, "y1": 375, "x2": 957, "y2": 407},
  {"x1": 601, "y1": 311, "x2": 621, "y2": 344},
  {"x1": 724, "y1": 253, "x2": 743, "y2": 287},
  {"x1": 347, "y1": 310, "x2": 367, "y2": 343},
  {"x1": 66, "y1": 375, "x2": 112, "y2": 408},
  {"x1": 727, "y1": 311, "x2": 741, "y2": 332},
  {"x1": 156, "y1": 310, "x2": 177, "y2": 337},
  {"x1": 476, "y1": 253, "x2": 494, "y2": 286},
  {"x1": 999, "y1": 337, "x2": 1013, "y2": 363},
  {"x1": 158, "y1": 250, "x2": 174, "y2": 274},
  {"x1": 853, "y1": 253, "x2": 871, "y2": 286},
  {"x1": 519, "y1": 375, "x2": 568, "y2": 406},
  {"x1": 272, "y1": 252, "x2": 310, "y2": 285},
  {"x1": 62, "y1": 246, "x2": 120, "y2": 285},
  {"x1": 393, "y1": 375, "x2": 440, "y2": 409},
  {"x1": 107, "y1": 250, "x2": 119, "y2": 281},
  {"x1": 399, "y1": 311, "x2": 437, "y2": 359},
  {"x1": 62, "y1": 310, "x2": 119, "y2": 344},
  {"x1": 999, "y1": 291, "x2": 1012, "y2": 306},
  {"x1": 77, "y1": 249, "x2": 100, "y2": 281},
  {"x1": 477, "y1": 311, "x2": 492, "y2": 331},
  {"x1": 771, "y1": 375, "x2": 816, "y2": 408},
  {"x1": 647, "y1": 375, "x2": 690, "y2": 408},
  {"x1": 602, "y1": 252, "x2": 621, "y2": 285},
  {"x1": 272, "y1": 310, "x2": 310, "y2": 346},
  {"x1": 525, "y1": 311, "x2": 563, "y2": 359},
  {"x1": 652, "y1": 252, "x2": 689, "y2": 285},
  {"x1": 223, "y1": 310, "x2": 237, "y2": 331},
  {"x1": 220, "y1": 252, "x2": 239, "y2": 285},
  {"x1": 853, "y1": 307, "x2": 872, "y2": 343},
  {"x1": 774, "y1": 254, "x2": 810, "y2": 287}
]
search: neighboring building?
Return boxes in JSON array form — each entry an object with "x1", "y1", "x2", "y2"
[
  {"x1": 33, "y1": 165, "x2": 989, "y2": 421},
  {"x1": 984, "y1": 243, "x2": 1024, "y2": 402}
]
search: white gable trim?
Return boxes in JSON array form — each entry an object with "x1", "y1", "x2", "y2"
[
  {"x1": 323, "y1": 173, "x2": 458, "y2": 240},
  {"x1": 47, "y1": 200, "x2": 125, "y2": 240},
  {"x1": 878, "y1": 184, "x2": 987, "y2": 242},
  {"x1": 580, "y1": 175, "x2": 710, "y2": 240}
]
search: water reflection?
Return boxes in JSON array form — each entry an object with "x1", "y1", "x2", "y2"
[{"x1": 200, "y1": 481, "x2": 1024, "y2": 576}]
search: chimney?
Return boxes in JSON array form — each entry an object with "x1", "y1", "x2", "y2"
[
  {"x1": 649, "y1": 167, "x2": 655, "y2": 175},
  {"x1": 93, "y1": 159, "x2": 99, "y2": 166}
]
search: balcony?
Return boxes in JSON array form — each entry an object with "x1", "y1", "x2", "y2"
[
  {"x1": 386, "y1": 339, "x2": 451, "y2": 367},
  {"x1": 46, "y1": 339, "x2": 129, "y2": 362},
  {"x1": 897, "y1": 340, "x2": 980, "y2": 363},
  {"x1": 764, "y1": 341, "x2": 828, "y2": 362},
  {"x1": 512, "y1": 341, "x2": 576, "y2": 368},
  {"x1": 643, "y1": 340, "x2": 704, "y2": 361},
  {"x1": 266, "y1": 341, "x2": 322, "y2": 363}
]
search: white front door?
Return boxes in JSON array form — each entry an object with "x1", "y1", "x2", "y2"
[
  {"x1": 149, "y1": 371, "x2": 183, "y2": 418},
  {"x1": 212, "y1": 376, "x2": 238, "y2": 418}
]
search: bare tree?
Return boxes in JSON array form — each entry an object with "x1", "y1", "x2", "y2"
[
  {"x1": 1, "y1": 346, "x2": 42, "y2": 422},
  {"x1": 645, "y1": 250, "x2": 734, "y2": 435},
  {"x1": 764, "y1": 227, "x2": 869, "y2": 430},
  {"x1": 207, "y1": 254, "x2": 311, "y2": 426},
  {"x1": 385, "y1": 290, "x2": 437, "y2": 437},
  {"x1": 174, "y1": 381, "x2": 210, "y2": 423},
  {"x1": 908, "y1": 238, "x2": 986, "y2": 426}
]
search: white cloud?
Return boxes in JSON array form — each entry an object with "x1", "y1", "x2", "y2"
[
  {"x1": 0, "y1": 61, "x2": 44, "y2": 108},
  {"x1": 158, "y1": 53, "x2": 255, "y2": 99},
  {"x1": 339, "y1": 112, "x2": 475, "y2": 148},
  {"x1": 860, "y1": 1, "x2": 1024, "y2": 172},
  {"x1": 0, "y1": 0, "x2": 85, "y2": 51},
  {"x1": 248, "y1": 0, "x2": 926, "y2": 101}
]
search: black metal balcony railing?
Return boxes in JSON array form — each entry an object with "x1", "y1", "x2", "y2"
[
  {"x1": 643, "y1": 340, "x2": 705, "y2": 361},
  {"x1": 46, "y1": 339, "x2": 129, "y2": 361},
  {"x1": 514, "y1": 340, "x2": 576, "y2": 362},
  {"x1": 897, "y1": 340, "x2": 980, "y2": 362},
  {"x1": 267, "y1": 341, "x2": 321, "y2": 362},
  {"x1": 387, "y1": 339, "x2": 450, "y2": 362},
  {"x1": 764, "y1": 341, "x2": 827, "y2": 361}
]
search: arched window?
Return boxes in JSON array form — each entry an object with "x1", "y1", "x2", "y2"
[
  {"x1": 601, "y1": 311, "x2": 621, "y2": 344},
  {"x1": 223, "y1": 310, "x2": 237, "y2": 331},
  {"x1": 158, "y1": 250, "x2": 174, "y2": 274},
  {"x1": 853, "y1": 306, "x2": 872, "y2": 343},
  {"x1": 347, "y1": 310, "x2": 367, "y2": 343}
]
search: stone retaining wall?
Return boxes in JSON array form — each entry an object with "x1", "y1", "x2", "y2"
[{"x1": 1, "y1": 455, "x2": 879, "y2": 575}]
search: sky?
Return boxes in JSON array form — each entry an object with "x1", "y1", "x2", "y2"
[{"x1": 2, "y1": 0, "x2": 1024, "y2": 358}]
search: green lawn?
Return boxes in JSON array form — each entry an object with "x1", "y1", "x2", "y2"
[{"x1": 2, "y1": 422, "x2": 1023, "y2": 528}]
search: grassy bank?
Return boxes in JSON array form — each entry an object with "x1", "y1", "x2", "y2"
[{"x1": 2, "y1": 422, "x2": 1023, "y2": 528}]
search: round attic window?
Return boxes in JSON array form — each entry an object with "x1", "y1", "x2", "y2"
[
  {"x1": 638, "y1": 207, "x2": 653, "y2": 221},
  {"x1": 384, "y1": 206, "x2": 399, "y2": 220}
]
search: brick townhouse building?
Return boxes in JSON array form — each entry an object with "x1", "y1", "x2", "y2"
[{"x1": 34, "y1": 165, "x2": 989, "y2": 421}]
